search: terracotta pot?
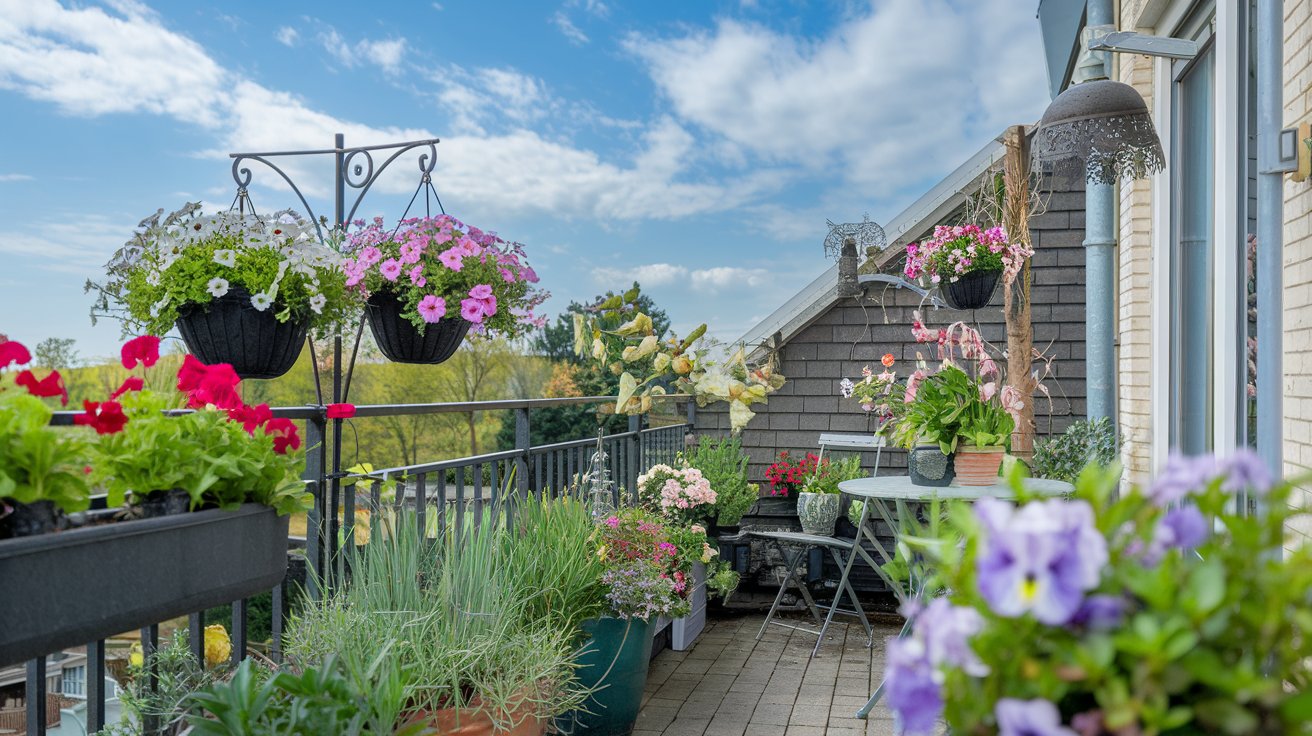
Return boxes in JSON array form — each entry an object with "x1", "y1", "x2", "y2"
[
  {"x1": 954, "y1": 446, "x2": 1005, "y2": 486},
  {"x1": 404, "y1": 686, "x2": 547, "y2": 736}
]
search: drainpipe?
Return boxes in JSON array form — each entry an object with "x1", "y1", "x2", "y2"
[
  {"x1": 1084, "y1": 0, "x2": 1117, "y2": 426},
  {"x1": 1255, "y1": 0, "x2": 1283, "y2": 476}
]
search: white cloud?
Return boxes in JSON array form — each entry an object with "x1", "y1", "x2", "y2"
[
  {"x1": 552, "y1": 12, "x2": 588, "y2": 45},
  {"x1": 275, "y1": 26, "x2": 299, "y2": 46},
  {"x1": 571, "y1": 0, "x2": 609, "y2": 17},
  {"x1": 691, "y1": 267, "x2": 770, "y2": 289},
  {"x1": 592, "y1": 263, "x2": 687, "y2": 287},
  {"x1": 317, "y1": 28, "x2": 408, "y2": 73},
  {"x1": 0, "y1": 173, "x2": 33, "y2": 182},
  {"x1": 0, "y1": 0, "x2": 228, "y2": 125},
  {"x1": 624, "y1": 0, "x2": 1048, "y2": 192}
]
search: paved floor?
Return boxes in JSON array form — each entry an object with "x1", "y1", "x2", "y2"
[{"x1": 636, "y1": 614, "x2": 940, "y2": 736}]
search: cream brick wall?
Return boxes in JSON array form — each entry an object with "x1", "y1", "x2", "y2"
[
  {"x1": 1115, "y1": 21, "x2": 1158, "y2": 483},
  {"x1": 1284, "y1": 0, "x2": 1312, "y2": 544}
]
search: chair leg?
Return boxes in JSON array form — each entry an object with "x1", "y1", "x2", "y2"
[
  {"x1": 857, "y1": 609, "x2": 915, "y2": 718},
  {"x1": 757, "y1": 543, "x2": 806, "y2": 640},
  {"x1": 811, "y1": 547, "x2": 852, "y2": 658}
]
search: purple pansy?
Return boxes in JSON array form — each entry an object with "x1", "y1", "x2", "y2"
[
  {"x1": 995, "y1": 698, "x2": 1077, "y2": 736},
  {"x1": 1160, "y1": 505, "x2": 1209, "y2": 551},
  {"x1": 975, "y1": 498, "x2": 1108, "y2": 625},
  {"x1": 1220, "y1": 448, "x2": 1274, "y2": 496},
  {"x1": 884, "y1": 637, "x2": 942, "y2": 736},
  {"x1": 916, "y1": 597, "x2": 989, "y2": 676},
  {"x1": 1067, "y1": 595, "x2": 1126, "y2": 631},
  {"x1": 1147, "y1": 453, "x2": 1218, "y2": 506}
]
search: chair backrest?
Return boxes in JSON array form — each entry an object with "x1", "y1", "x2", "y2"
[{"x1": 816, "y1": 433, "x2": 885, "y2": 478}]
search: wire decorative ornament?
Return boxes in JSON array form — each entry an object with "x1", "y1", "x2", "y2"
[
  {"x1": 823, "y1": 214, "x2": 887, "y2": 260},
  {"x1": 584, "y1": 430, "x2": 616, "y2": 521}
]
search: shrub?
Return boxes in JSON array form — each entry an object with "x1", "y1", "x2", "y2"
[{"x1": 1031, "y1": 417, "x2": 1118, "y2": 483}]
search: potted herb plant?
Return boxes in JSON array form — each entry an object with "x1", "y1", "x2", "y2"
[
  {"x1": 90, "y1": 204, "x2": 352, "y2": 379},
  {"x1": 342, "y1": 215, "x2": 547, "y2": 364},
  {"x1": 884, "y1": 452, "x2": 1307, "y2": 736},
  {"x1": 903, "y1": 224, "x2": 1011, "y2": 310},
  {"x1": 0, "y1": 334, "x2": 310, "y2": 667}
]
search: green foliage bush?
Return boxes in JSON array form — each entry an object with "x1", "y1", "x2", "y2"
[
  {"x1": 684, "y1": 436, "x2": 757, "y2": 525},
  {"x1": 1032, "y1": 417, "x2": 1119, "y2": 483}
]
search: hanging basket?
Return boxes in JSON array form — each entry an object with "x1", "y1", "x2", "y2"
[
  {"x1": 175, "y1": 287, "x2": 308, "y2": 380},
  {"x1": 365, "y1": 290, "x2": 471, "y2": 364},
  {"x1": 940, "y1": 269, "x2": 1001, "y2": 310}
]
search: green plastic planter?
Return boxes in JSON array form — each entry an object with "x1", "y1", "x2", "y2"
[{"x1": 556, "y1": 616, "x2": 655, "y2": 736}]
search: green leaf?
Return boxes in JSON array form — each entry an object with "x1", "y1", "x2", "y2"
[
  {"x1": 1194, "y1": 699, "x2": 1259, "y2": 735},
  {"x1": 1184, "y1": 559, "x2": 1226, "y2": 617}
]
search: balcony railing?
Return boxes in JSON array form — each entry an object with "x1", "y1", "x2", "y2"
[{"x1": 14, "y1": 394, "x2": 697, "y2": 735}]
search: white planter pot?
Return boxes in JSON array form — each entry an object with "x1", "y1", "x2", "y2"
[
  {"x1": 797, "y1": 492, "x2": 841, "y2": 535},
  {"x1": 671, "y1": 562, "x2": 707, "y2": 651}
]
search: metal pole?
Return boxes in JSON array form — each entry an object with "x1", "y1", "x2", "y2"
[
  {"x1": 330, "y1": 133, "x2": 346, "y2": 589},
  {"x1": 1084, "y1": 0, "x2": 1117, "y2": 426},
  {"x1": 1255, "y1": 0, "x2": 1284, "y2": 477}
]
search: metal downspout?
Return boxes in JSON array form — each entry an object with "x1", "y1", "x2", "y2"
[
  {"x1": 1085, "y1": 0, "x2": 1117, "y2": 425},
  {"x1": 1256, "y1": 0, "x2": 1283, "y2": 476}
]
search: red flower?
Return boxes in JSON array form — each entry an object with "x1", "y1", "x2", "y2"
[
  {"x1": 73, "y1": 400, "x2": 128, "y2": 435},
  {"x1": 121, "y1": 335, "x2": 161, "y2": 370},
  {"x1": 263, "y1": 418, "x2": 301, "y2": 454},
  {"x1": 0, "y1": 340, "x2": 31, "y2": 369},
  {"x1": 110, "y1": 376, "x2": 145, "y2": 400},
  {"x1": 15, "y1": 369, "x2": 68, "y2": 405},
  {"x1": 227, "y1": 403, "x2": 273, "y2": 434},
  {"x1": 178, "y1": 356, "x2": 243, "y2": 410},
  {"x1": 325, "y1": 403, "x2": 356, "y2": 419}
]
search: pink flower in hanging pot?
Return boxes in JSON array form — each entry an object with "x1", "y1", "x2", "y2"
[
  {"x1": 379, "y1": 258, "x2": 402, "y2": 281},
  {"x1": 438, "y1": 247, "x2": 464, "y2": 271},
  {"x1": 408, "y1": 265, "x2": 426, "y2": 287},
  {"x1": 418, "y1": 295, "x2": 447, "y2": 323},
  {"x1": 460, "y1": 297, "x2": 486, "y2": 323},
  {"x1": 468, "y1": 284, "x2": 493, "y2": 300}
]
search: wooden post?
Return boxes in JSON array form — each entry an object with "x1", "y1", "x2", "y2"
[{"x1": 1002, "y1": 125, "x2": 1037, "y2": 460}]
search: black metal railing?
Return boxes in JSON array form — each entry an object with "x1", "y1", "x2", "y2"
[{"x1": 16, "y1": 394, "x2": 696, "y2": 735}]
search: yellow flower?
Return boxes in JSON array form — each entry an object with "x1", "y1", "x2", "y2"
[
  {"x1": 128, "y1": 642, "x2": 143, "y2": 669},
  {"x1": 204, "y1": 624, "x2": 232, "y2": 667}
]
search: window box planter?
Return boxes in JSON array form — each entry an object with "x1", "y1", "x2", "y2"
[
  {"x1": 671, "y1": 562, "x2": 707, "y2": 651},
  {"x1": 175, "y1": 287, "x2": 309, "y2": 380},
  {"x1": 0, "y1": 504, "x2": 289, "y2": 667}
]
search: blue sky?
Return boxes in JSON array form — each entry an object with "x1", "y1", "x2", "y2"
[{"x1": 0, "y1": 0, "x2": 1049, "y2": 361}]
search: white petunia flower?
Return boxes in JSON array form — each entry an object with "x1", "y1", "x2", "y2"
[
  {"x1": 150, "y1": 296, "x2": 170, "y2": 318},
  {"x1": 206, "y1": 277, "x2": 230, "y2": 298},
  {"x1": 250, "y1": 292, "x2": 273, "y2": 311},
  {"x1": 309, "y1": 294, "x2": 327, "y2": 314},
  {"x1": 213, "y1": 249, "x2": 237, "y2": 268}
]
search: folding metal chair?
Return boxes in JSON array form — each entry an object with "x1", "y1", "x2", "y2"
[{"x1": 750, "y1": 433, "x2": 886, "y2": 657}]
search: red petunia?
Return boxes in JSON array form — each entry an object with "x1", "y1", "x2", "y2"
[
  {"x1": 15, "y1": 369, "x2": 68, "y2": 405},
  {"x1": 0, "y1": 340, "x2": 31, "y2": 370},
  {"x1": 227, "y1": 403, "x2": 273, "y2": 434},
  {"x1": 73, "y1": 400, "x2": 128, "y2": 435},
  {"x1": 263, "y1": 417, "x2": 301, "y2": 455},
  {"x1": 110, "y1": 376, "x2": 145, "y2": 400},
  {"x1": 121, "y1": 335, "x2": 161, "y2": 370},
  {"x1": 178, "y1": 356, "x2": 243, "y2": 410},
  {"x1": 325, "y1": 403, "x2": 356, "y2": 419}
]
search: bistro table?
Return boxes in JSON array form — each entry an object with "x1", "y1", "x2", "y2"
[{"x1": 836, "y1": 475, "x2": 1074, "y2": 719}]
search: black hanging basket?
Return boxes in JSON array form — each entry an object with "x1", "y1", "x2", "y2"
[
  {"x1": 940, "y1": 269, "x2": 1001, "y2": 310},
  {"x1": 175, "y1": 287, "x2": 309, "y2": 380},
  {"x1": 366, "y1": 290, "x2": 471, "y2": 364}
]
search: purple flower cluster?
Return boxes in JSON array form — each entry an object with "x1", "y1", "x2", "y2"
[
  {"x1": 974, "y1": 497, "x2": 1108, "y2": 626},
  {"x1": 601, "y1": 561, "x2": 685, "y2": 620},
  {"x1": 996, "y1": 698, "x2": 1077, "y2": 736},
  {"x1": 1148, "y1": 449, "x2": 1273, "y2": 506},
  {"x1": 884, "y1": 598, "x2": 986, "y2": 734}
]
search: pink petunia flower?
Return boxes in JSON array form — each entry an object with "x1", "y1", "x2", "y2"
[
  {"x1": 418, "y1": 295, "x2": 447, "y2": 323},
  {"x1": 379, "y1": 258, "x2": 403, "y2": 281},
  {"x1": 468, "y1": 284, "x2": 493, "y2": 300},
  {"x1": 438, "y1": 247, "x2": 464, "y2": 271},
  {"x1": 460, "y1": 297, "x2": 486, "y2": 323},
  {"x1": 408, "y1": 265, "x2": 427, "y2": 287}
]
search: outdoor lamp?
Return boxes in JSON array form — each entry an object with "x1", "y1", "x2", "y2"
[{"x1": 1032, "y1": 78, "x2": 1166, "y2": 185}]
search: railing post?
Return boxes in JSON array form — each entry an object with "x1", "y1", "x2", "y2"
[
  {"x1": 303, "y1": 416, "x2": 327, "y2": 600},
  {"x1": 25, "y1": 658, "x2": 46, "y2": 736},
  {"x1": 86, "y1": 640, "x2": 105, "y2": 732},
  {"x1": 627, "y1": 414, "x2": 642, "y2": 504},
  {"x1": 514, "y1": 407, "x2": 531, "y2": 498}
]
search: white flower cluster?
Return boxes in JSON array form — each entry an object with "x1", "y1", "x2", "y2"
[{"x1": 142, "y1": 207, "x2": 341, "y2": 317}]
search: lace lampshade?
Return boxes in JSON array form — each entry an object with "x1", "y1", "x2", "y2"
[{"x1": 1033, "y1": 79, "x2": 1165, "y2": 185}]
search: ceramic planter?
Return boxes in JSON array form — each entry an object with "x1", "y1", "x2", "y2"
[
  {"x1": 671, "y1": 562, "x2": 707, "y2": 651},
  {"x1": 366, "y1": 290, "x2": 472, "y2": 364},
  {"x1": 0, "y1": 504, "x2": 289, "y2": 667},
  {"x1": 941, "y1": 269, "x2": 1001, "y2": 310},
  {"x1": 403, "y1": 686, "x2": 547, "y2": 736},
  {"x1": 175, "y1": 287, "x2": 309, "y2": 380},
  {"x1": 955, "y1": 446, "x2": 1006, "y2": 486},
  {"x1": 908, "y1": 444, "x2": 955, "y2": 487},
  {"x1": 555, "y1": 616, "x2": 655, "y2": 736},
  {"x1": 797, "y1": 492, "x2": 841, "y2": 535}
]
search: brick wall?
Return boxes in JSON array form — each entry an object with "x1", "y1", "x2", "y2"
[
  {"x1": 697, "y1": 172, "x2": 1088, "y2": 485},
  {"x1": 1115, "y1": 48, "x2": 1157, "y2": 483},
  {"x1": 1284, "y1": 0, "x2": 1312, "y2": 545}
]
